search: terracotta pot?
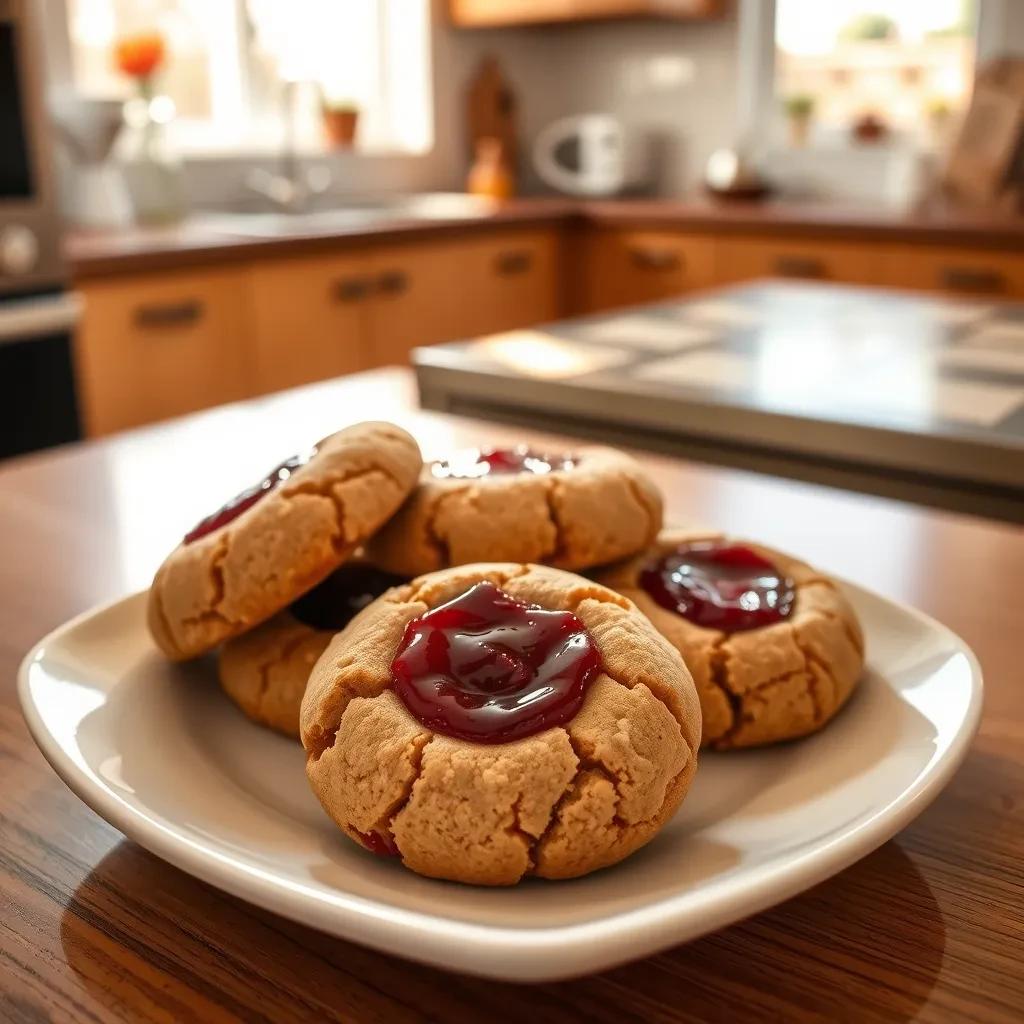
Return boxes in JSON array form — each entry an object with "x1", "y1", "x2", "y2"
[
  {"x1": 788, "y1": 114, "x2": 811, "y2": 148},
  {"x1": 323, "y1": 108, "x2": 359, "y2": 149},
  {"x1": 852, "y1": 114, "x2": 888, "y2": 144}
]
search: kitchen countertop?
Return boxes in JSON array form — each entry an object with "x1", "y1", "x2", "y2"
[
  {"x1": 65, "y1": 196, "x2": 1024, "y2": 279},
  {"x1": 416, "y1": 280, "x2": 1024, "y2": 521},
  {"x1": 64, "y1": 197, "x2": 578, "y2": 279},
  {"x1": 1, "y1": 366, "x2": 1021, "y2": 1021},
  {"x1": 2, "y1": 366, "x2": 1024, "y2": 1015}
]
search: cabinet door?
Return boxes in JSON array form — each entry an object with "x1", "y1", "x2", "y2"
[
  {"x1": 457, "y1": 228, "x2": 563, "y2": 336},
  {"x1": 450, "y1": 0, "x2": 573, "y2": 26},
  {"x1": 581, "y1": 228, "x2": 718, "y2": 313},
  {"x1": 880, "y1": 245, "x2": 1024, "y2": 299},
  {"x1": 75, "y1": 266, "x2": 254, "y2": 436},
  {"x1": 249, "y1": 251, "x2": 372, "y2": 394},
  {"x1": 714, "y1": 237, "x2": 883, "y2": 287},
  {"x1": 450, "y1": 0, "x2": 720, "y2": 25},
  {"x1": 366, "y1": 240, "x2": 475, "y2": 366}
]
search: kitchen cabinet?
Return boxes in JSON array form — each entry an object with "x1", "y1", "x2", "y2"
[
  {"x1": 880, "y1": 245, "x2": 1024, "y2": 298},
  {"x1": 450, "y1": 0, "x2": 721, "y2": 27},
  {"x1": 368, "y1": 229, "x2": 564, "y2": 365},
  {"x1": 714, "y1": 237, "x2": 884, "y2": 287},
  {"x1": 72, "y1": 209, "x2": 1024, "y2": 437},
  {"x1": 74, "y1": 266, "x2": 254, "y2": 436},
  {"x1": 76, "y1": 230, "x2": 567, "y2": 435},
  {"x1": 579, "y1": 228, "x2": 718, "y2": 312},
  {"x1": 365, "y1": 240, "x2": 472, "y2": 366},
  {"x1": 456, "y1": 228, "x2": 563, "y2": 335},
  {"x1": 248, "y1": 250, "x2": 372, "y2": 393}
]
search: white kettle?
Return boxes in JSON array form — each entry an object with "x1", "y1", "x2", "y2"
[{"x1": 533, "y1": 114, "x2": 630, "y2": 197}]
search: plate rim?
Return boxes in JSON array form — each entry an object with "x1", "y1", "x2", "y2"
[{"x1": 18, "y1": 583, "x2": 984, "y2": 982}]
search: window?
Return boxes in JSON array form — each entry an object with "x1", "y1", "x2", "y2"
[
  {"x1": 774, "y1": 0, "x2": 977, "y2": 145},
  {"x1": 64, "y1": 0, "x2": 433, "y2": 156}
]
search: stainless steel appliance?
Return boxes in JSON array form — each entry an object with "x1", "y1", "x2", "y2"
[{"x1": 1, "y1": 0, "x2": 82, "y2": 458}]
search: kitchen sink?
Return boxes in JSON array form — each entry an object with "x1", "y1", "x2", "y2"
[{"x1": 203, "y1": 192, "x2": 499, "y2": 239}]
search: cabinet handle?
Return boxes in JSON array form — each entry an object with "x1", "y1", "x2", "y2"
[
  {"x1": 629, "y1": 247, "x2": 682, "y2": 272},
  {"x1": 940, "y1": 266, "x2": 1006, "y2": 294},
  {"x1": 495, "y1": 250, "x2": 533, "y2": 275},
  {"x1": 376, "y1": 269, "x2": 409, "y2": 295},
  {"x1": 134, "y1": 299, "x2": 203, "y2": 328},
  {"x1": 332, "y1": 277, "x2": 371, "y2": 302},
  {"x1": 774, "y1": 255, "x2": 826, "y2": 279}
]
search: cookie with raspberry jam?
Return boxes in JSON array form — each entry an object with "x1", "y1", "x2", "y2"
[
  {"x1": 595, "y1": 529, "x2": 865, "y2": 750},
  {"x1": 300, "y1": 562, "x2": 701, "y2": 885},
  {"x1": 147, "y1": 422, "x2": 421, "y2": 661},
  {"x1": 365, "y1": 445, "x2": 662, "y2": 577},
  {"x1": 218, "y1": 564, "x2": 406, "y2": 738}
]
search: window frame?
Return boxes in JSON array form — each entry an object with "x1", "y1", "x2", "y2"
[
  {"x1": 735, "y1": 0, "x2": 1008, "y2": 150},
  {"x1": 46, "y1": 0, "x2": 433, "y2": 160}
]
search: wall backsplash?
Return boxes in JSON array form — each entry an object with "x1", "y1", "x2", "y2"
[{"x1": 434, "y1": 9, "x2": 740, "y2": 197}]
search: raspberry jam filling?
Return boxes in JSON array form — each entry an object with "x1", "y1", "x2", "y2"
[
  {"x1": 356, "y1": 829, "x2": 400, "y2": 858},
  {"x1": 184, "y1": 450, "x2": 314, "y2": 545},
  {"x1": 290, "y1": 564, "x2": 406, "y2": 631},
  {"x1": 640, "y1": 542, "x2": 796, "y2": 633},
  {"x1": 391, "y1": 580, "x2": 601, "y2": 744},
  {"x1": 431, "y1": 445, "x2": 576, "y2": 480}
]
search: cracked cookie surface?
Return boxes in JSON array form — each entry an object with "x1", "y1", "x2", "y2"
[
  {"x1": 147, "y1": 422, "x2": 422, "y2": 660},
  {"x1": 218, "y1": 611, "x2": 329, "y2": 739},
  {"x1": 595, "y1": 529, "x2": 865, "y2": 750},
  {"x1": 300, "y1": 563, "x2": 701, "y2": 885},
  {"x1": 364, "y1": 446, "x2": 663, "y2": 577}
]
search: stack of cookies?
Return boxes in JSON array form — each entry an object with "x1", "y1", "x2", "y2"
[{"x1": 148, "y1": 421, "x2": 864, "y2": 886}]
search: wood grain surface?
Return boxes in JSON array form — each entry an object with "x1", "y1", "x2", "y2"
[{"x1": 2, "y1": 369, "x2": 1022, "y2": 1023}]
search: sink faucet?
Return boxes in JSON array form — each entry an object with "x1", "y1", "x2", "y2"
[{"x1": 245, "y1": 81, "x2": 332, "y2": 212}]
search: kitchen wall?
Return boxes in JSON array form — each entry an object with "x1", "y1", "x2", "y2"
[
  {"x1": 47, "y1": 0, "x2": 1024, "y2": 207},
  {"x1": 178, "y1": 2, "x2": 741, "y2": 205},
  {"x1": 433, "y1": 0, "x2": 1024, "y2": 200},
  {"x1": 433, "y1": 6, "x2": 740, "y2": 196}
]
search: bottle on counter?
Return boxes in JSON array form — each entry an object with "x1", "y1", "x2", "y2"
[{"x1": 467, "y1": 137, "x2": 515, "y2": 200}]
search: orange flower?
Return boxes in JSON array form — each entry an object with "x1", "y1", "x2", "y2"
[{"x1": 113, "y1": 32, "x2": 165, "y2": 79}]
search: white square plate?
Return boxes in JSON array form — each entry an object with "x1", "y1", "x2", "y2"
[{"x1": 19, "y1": 584, "x2": 981, "y2": 981}]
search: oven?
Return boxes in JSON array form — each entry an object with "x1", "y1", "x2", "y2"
[{"x1": 1, "y1": 0, "x2": 82, "y2": 459}]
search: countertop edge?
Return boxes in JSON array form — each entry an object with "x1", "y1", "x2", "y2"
[{"x1": 66, "y1": 198, "x2": 1024, "y2": 280}]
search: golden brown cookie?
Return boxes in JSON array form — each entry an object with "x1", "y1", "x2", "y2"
[
  {"x1": 218, "y1": 564, "x2": 407, "y2": 738},
  {"x1": 365, "y1": 445, "x2": 662, "y2": 577},
  {"x1": 147, "y1": 422, "x2": 421, "y2": 661},
  {"x1": 595, "y1": 529, "x2": 865, "y2": 750},
  {"x1": 301, "y1": 563, "x2": 701, "y2": 885}
]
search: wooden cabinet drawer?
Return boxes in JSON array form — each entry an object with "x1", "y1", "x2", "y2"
[
  {"x1": 249, "y1": 252, "x2": 372, "y2": 393},
  {"x1": 367, "y1": 240, "x2": 472, "y2": 366},
  {"x1": 581, "y1": 229, "x2": 718, "y2": 313},
  {"x1": 714, "y1": 237, "x2": 883, "y2": 286},
  {"x1": 367, "y1": 230, "x2": 562, "y2": 366},
  {"x1": 75, "y1": 267, "x2": 254, "y2": 436},
  {"x1": 457, "y1": 228, "x2": 563, "y2": 336},
  {"x1": 880, "y1": 245, "x2": 1024, "y2": 299}
]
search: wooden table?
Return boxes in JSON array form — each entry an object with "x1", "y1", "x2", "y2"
[{"x1": 2, "y1": 369, "x2": 1021, "y2": 1023}]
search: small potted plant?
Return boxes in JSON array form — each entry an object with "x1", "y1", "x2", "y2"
[
  {"x1": 321, "y1": 97, "x2": 360, "y2": 150},
  {"x1": 851, "y1": 112, "x2": 889, "y2": 144},
  {"x1": 783, "y1": 94, "x2": 816, "y2": 148}
]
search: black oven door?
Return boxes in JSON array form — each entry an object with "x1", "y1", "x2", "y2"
[
  {"x1": 0, "y1": 291, "x2": 82, "y2": 458},
  {"x1": 0, "y1": 16, "x2": 33, "y2": 200}
]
